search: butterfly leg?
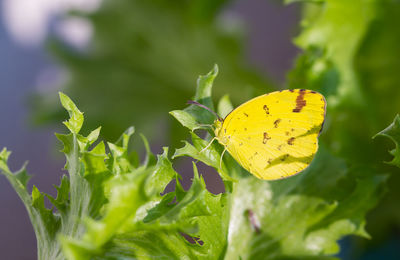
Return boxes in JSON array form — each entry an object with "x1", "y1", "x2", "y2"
[
  {"x1": 219, "y1": 147, "x2": 227, "y2": 169},
  {"x1": 199, "y1": 137, "x2": 217, "y2": 153},
  {"x1": 197, "y1": 123, "x2": 214, "y2": 130}
]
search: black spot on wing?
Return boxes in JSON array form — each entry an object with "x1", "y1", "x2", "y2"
[
  {"x1": 263, "y1": 132, "x2": 271, "y2": 144},
  {"x1": 263, "y1": 105, "x2": 270, "y2": 115},
  {"x1": 287, "y1": 137, "x2": 295, "y2": 145},
  {"x1": 293, "y1": 89, "x2": 307, "y2": 113}
]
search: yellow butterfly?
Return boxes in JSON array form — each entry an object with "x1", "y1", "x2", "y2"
[{"x1": 196, "y1": 89, "x2": 326, "y2": 180}]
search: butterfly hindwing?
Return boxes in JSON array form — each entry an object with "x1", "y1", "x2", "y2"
[{"x1": 218, "y1": 89, "x2": 326, "y2": 180}]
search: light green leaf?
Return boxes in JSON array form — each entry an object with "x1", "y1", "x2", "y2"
[
  {"x1": 293, "y1": 0, "x2": 377, "y2": 107},
  {"x1": 0, "y1": 148, "x2": 11, "y2": 172},
  {"x1": 169, "y1": 110, "x2": 203, "y2": 131},
  {"x1": 224, "y1": 148, "x2": 387, "y2": 259},
  {"x1": 86, "y1": 127, "x2": 101, "y2": 143},
  {"x1": 82, "y1": 141, "x2": 108, "y2": 176},
  {"x1": 217, "y1": 94, "x2": 233, "y2": 119},
  {"x1": 107, "y1": 130, "x2": 136, "y2": 175},
  {"x1": 144, "y1": 147, "x2": 177, "y2": 198},
  {"x1": 59, "y1": 92, "x2": 84, "y2": 134},
  {"x1": 286, "y1": 1, "x2": 400, "y2": 248},
  {"x1": 173, "y1": 132, "x2": 235, "y2": 182}
]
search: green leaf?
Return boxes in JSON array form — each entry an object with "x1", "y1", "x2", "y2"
[
  {"x1": 286, "y1": 1, "x2": 400, "y2": 250},
  {"x1": 194, "y1": 64, "x2": 218, "y2": 102},
  {"x1": 140, "y1": 134, "x2": 157, "y2": 168},
  {"x1": 76, "y1": 126, "x2": 101, "y2": 151},
  {"x1": 2, "y1": 93, "x2": 110, "y2": 260},
  {"x1": 82, "y1": 141, "x2": 108, "y2": 176},
  {"x1": 224, "y1": 148, "x2": 387, "y2": 259},
  {"x1": 0, "y1": 148, "x2": 11, "y2": 172},
  {"x1": 374, "y1": 114, "x2": 400, "y2": 167},
  {"x1": 59, "y1": 141, "x2": 229, "y2": 259},
  {"x1": 86, "y1": 127, "x2": 101, "y2": 143},
  {"x1": 143, "y1": 192, "x2": 176, "y2": 223},
  {"x1": 292, "y1": 0, "x2": 377, "y2": 107},
  {"x1": 58, "y1": 237, "x2": 93, "y2": 260},
  {"x1": 82, "y1": 141, "x2": 111, "y2": 217},
  {"x1": 46, "y1": 175, "x2": 70, "y2": 215},
  {"x1": 144, "y1": 147, "x2": 177, "y2": 198},
  {"x1": 31, "y1": 186, "x2": 60, "y2": 239},
  {"x1": 107, "y1": 128, "x2": 137, "y2": 175},
  {"x1": 2, "y1": 69, "x2": 393, "y2": 260},
  {"x1": 14, "y1": 162, "x2": 32, "y2": 189},
  {"x1": 184, "y1": 65, "x2": 220, "y2": 125},
  {"x1": 173, "y1": 132, "x2": 235, "y2": 182},
  {"x1": 169, "y1": 110, "x2": 203, "y2": 131},
  {"x1": 217, "y1": 94, "x2": 233, "y2": 119},
  {"x1": 1, "y1": 148, "x2": 63, "y2": 259},
  {"x1": 59, "y1": 92, "x2": 84, "y2": 134}
]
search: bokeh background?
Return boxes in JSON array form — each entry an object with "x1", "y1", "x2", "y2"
[{"x1": 0, "y1": 0, "x2": 399, "y2": 259}]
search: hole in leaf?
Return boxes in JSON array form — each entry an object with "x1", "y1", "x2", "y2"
[{"x1": 174, "y1": 157, "x2": 225, "y2": 194}]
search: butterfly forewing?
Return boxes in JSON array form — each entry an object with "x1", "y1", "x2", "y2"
[{"x1": 220, "y1": 89, "x2": 326, "y2": 180}]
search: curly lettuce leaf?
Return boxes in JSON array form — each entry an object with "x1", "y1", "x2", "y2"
[
  {"x1": 172, "y1": 130, "x2": 386, "y2": 260},
  {"x1": 61, "y1": 151, "x2": 229, "y2": 260},
  {"x1": 0, "y1": 93, "x2": 113, "y2": 260},
  {"x1": 0, "y1": 67, "x2": 389, "y2": 259},
  {"x1": 57, "y1": 90, "x2": 228, "y2": 259},
  {"x1": 288, "y1": 0, "x2": 377, "y2": 106},
  {"x1": 286, "y1": 1, "x2": 400, "y2": 251}
]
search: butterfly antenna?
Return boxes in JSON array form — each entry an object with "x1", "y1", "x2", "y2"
[{"x1": 187, "y1": 100, "x2": 222, "y2": 121}]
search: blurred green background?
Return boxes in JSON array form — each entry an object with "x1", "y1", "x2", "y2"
[
  {"x1": 1, "y1": 0, "x2": 400, "y2": 259},
  {"x1": 32, "y1": 0, "x2": 276, "y2": 149}
]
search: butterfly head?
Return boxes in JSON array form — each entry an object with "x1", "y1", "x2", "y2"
[{"x1": 213, "y1": 118, "x2": 229, "y2": 145}]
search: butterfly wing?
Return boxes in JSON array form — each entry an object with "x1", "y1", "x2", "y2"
[{"x1": 220, "y1": 89, "x2": 326, "y2": 180}]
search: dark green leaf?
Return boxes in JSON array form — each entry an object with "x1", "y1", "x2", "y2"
[
  {"x1": 374, "y1": 114, "x2": 400, "y2": 167},
  {"x1": 46, "y1": 175, "x2": 70, "y2": 215}
]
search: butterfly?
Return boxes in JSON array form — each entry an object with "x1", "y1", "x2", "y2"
[{"x1": 195, "y1": 89, "x2": 326, "y2": 180}]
